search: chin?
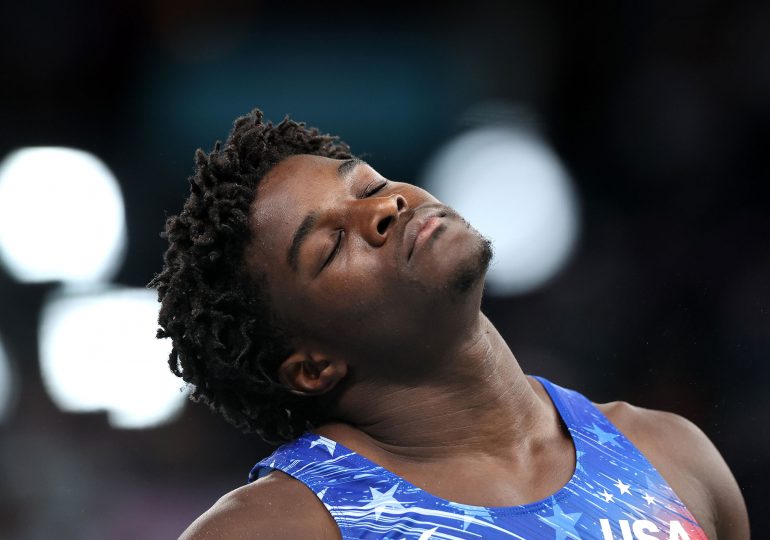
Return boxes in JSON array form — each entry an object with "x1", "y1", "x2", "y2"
[
  {"x1": 406, "y1": 216, "x2": 492, "y2": 300},
  {"x1": 448, "y1": 232, "x2": 493, "y2": 296}
]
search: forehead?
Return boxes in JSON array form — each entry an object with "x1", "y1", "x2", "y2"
[
  {"x1": 257, "y1": 153, "x2": 340, "y2": 203},
  {"x1": 252, "y1": 153, "x2": 347, "y2": 228}
]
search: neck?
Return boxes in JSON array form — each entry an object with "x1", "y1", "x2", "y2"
[{"x1": 324, "y1": 314, "x2": 555, "y2": 461}]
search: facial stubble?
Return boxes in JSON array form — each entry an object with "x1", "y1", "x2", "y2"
[{"x1": 447, "y1": 220, "x2": 493, "y2": 297}]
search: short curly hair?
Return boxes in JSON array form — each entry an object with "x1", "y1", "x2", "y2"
[{"x1": 148, "y1": 109, "x2": 353, "y2": 443}]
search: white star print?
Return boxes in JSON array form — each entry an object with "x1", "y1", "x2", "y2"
[
  {"x1": 587, "y1": 423, "x2": 622, "y2": 447},
  {"x1": 642, "y1": 493, "x2": 656, "y2": 505},
  {"x1": 362, "y1": 484, "x2": 405, "y2": 520},
  {"x1": 613, "y1": 479, "x2": 631, "y2": 495},
  {"x1": 599, "y1": 489, "x2": 614, "y2": 503},
  {"x1": 309, "y1": 436, "x2": 337, "y2": 456}
]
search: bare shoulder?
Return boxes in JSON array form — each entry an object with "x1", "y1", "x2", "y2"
[
  {"x1": 597, "y1": 400, "x2": 749, "y2": 539},
  {"x1": 178, "y1": 471, "x2": 341, "y2": 540}
]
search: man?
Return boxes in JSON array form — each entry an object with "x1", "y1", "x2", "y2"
[{"x1": 151, "y1": 110, "x2": 749, "y2": 539}]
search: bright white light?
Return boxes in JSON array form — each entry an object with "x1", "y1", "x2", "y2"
[
  {"x1": 0, "y1": 147, "x2": 126, "y2": 284},
  {"x1": 39, "y1": 287, "x2": 187, "y2": 428},
  {"x1": 422, "y1": 126, "x2": 579, "y2": 295},
  {"x1": 0, "y1": 334, "x2": 13, "y2": 422}
]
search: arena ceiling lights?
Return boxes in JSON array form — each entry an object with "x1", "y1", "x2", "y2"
[
  {"x1": 38, "y1": 287, "x2": 188, "y2": 429},
  {"x1": 0, "y1": 147, "x2": 187, "y2": 429},
  {"x1": 0, "y1": 147, "x2": 126, "y2": 284},
  {"x1": 422, "y1": 123, "x2": 579, "y2": 296}
]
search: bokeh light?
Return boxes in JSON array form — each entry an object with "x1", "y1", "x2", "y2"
[
  {"x1": 0, "y1": 333, "x2": 14, "y2": 423},
  {"x1": 39, "y1": 287, "x2": 187, "y2": 429},
  {"x1": 0, "y1": 147, "x2": 126, "y2": 284},
  {"x1": 422, "y1": 124, "x2": 579, "y2": 295}
]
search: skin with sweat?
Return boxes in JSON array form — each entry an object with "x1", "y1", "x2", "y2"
[{"x1": 182, "y1": 155, "x2": 749, "y2": 540}]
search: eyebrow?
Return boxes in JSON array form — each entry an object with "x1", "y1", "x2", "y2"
[
  {"x1": 337, "y1": 158, "x2": 366, "y2": 178},
  {"x1": 286, "y1": 159, "x2": 368, "y2": 273}
]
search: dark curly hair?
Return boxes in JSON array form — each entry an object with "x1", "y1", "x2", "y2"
[{"x1": 148, "y1": 109, "x2": 353, "y2": 443}]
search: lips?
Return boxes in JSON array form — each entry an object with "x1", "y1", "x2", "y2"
[{"x1": 404, "y1": 207, "x2": 447, "y2": 261}]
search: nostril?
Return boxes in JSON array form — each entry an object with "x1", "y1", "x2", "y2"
[
  {"x1": 396, "y1": 196, "x2": 406, "y2": 212},
  {"x1": 377, "y1": 215, "x2": 393, "y2": 235}
]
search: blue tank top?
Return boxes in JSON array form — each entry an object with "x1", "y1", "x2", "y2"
[{"x1": 249, "y1": 377, "x2": 706, "y2": 539}]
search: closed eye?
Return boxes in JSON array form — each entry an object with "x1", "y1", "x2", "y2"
[
  {"x1": 361, "y1": 180, "x2": 388, "y2": 198},
  {"x1": 322, "y1": 229, "x2": 345, "y2": 269}
]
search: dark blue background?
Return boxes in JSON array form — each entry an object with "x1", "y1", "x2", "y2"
[{"x1": 0, "y1": 1, "x2": 766, "y2": 537}]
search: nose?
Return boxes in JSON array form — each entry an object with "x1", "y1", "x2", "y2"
[{"x1": 355, "y1": 194, "x2": 408, "y2": 247}]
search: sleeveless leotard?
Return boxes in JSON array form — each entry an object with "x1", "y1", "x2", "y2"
[{"x1": 249, "y1": 377, "x2": 707, "y2": 539}]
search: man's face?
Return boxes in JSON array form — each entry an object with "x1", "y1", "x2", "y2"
[{"x1": 247, "y1": 154, "x2": 491, "y2": 376}]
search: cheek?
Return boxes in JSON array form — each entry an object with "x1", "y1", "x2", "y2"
[
  {"x1": 321, "y1": 242, "x2": 399, "y2": 299},
  {"x1": 300, "y1": 276, "x2": 398, "y2": 340},
  {"x1": 316, "y1": 275, "x2": 389, "y2": 318}
]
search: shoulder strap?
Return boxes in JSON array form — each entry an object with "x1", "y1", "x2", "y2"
[
  {"x1": 533, "y1": 375, "x2": 634, "y2": 454},
  {"x1": 249, "y1": 433, "x2": 350, "y2": 491},
  {"x1": 533, "y1": 376, "x2": 707, "y2": 538}
]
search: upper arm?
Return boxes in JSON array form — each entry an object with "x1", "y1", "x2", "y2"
[
  {"x1": 664, "y1": 413, "x2": 750, "y2": 540},
  {"x1": 603, "y1": 402, "x2": 750, "y2": 540},
  {"x1": 178, "y1": 490, "x2": 257, "y2": 540},
  {"x1": 178, "y1": 472, "x2": 341, "y2": 540}
]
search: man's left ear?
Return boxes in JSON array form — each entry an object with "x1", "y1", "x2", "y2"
[{"x1": 277, "y1": 350, "x2": 348, "y2": 396}]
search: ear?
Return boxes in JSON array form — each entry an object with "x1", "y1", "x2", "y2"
[{"x1": 278, "y1": 350, "x2": 348, "y2": 396}]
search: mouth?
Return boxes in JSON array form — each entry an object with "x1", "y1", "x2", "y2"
[{"x1": 404, "y1": 207, "x2": 448, "y2": 262}]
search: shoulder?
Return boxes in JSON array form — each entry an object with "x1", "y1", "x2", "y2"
[
  {"x1": 178, "y1": 471, "x2": 341, "y2": 540},
  {"x1": 597, "y1": 400, "x2": 750, "y2": 539}
]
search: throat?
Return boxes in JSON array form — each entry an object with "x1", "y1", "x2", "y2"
[
  {"x1": 326, "y1": 315, "x2": 560, "y2": 458},
  {"x1": 316, "y1": 376, "x2": 577, "y2": 508},
  {"x1": 321, "y1": 367, "x2": 567, "y2": 462},
  {"x1": 315, "y1": 313, "x2": 576, "y2": 506}
]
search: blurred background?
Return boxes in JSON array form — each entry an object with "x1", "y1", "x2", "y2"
[{"x1": 0, "y1": 1, "x2": 767, "y2": 538}]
